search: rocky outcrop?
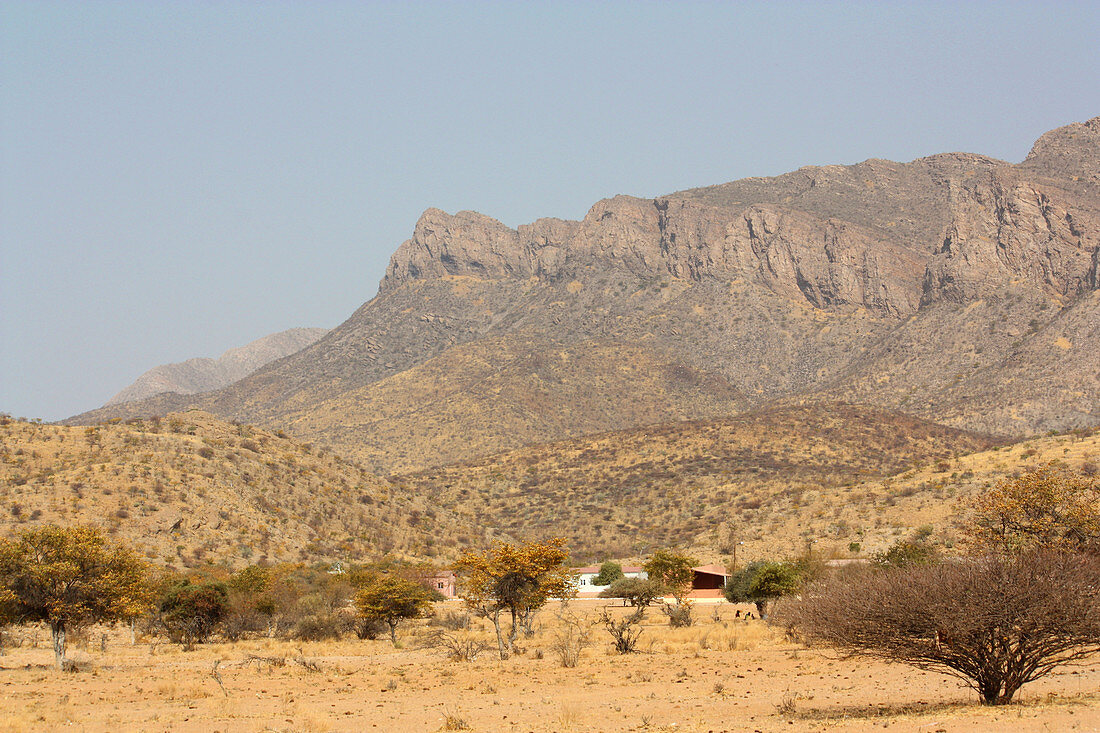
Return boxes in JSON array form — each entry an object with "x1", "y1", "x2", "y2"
[
  {"x1": 105, "y1": 327, "x2": 328, "y2": 406},
  {"x1": 922, "y1": 170, "x2": 1100, "y2": 304},
  {"x1": 1019, "y1": 115, "x2": 1100, "y2": 187}
]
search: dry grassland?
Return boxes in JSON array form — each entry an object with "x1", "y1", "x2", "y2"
[{"x1": 1, "y1": 600, "x2": 1097, "y2": 732}]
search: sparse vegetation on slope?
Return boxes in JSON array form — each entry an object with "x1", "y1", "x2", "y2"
[
  {"x1": 0, "y1": 412, "x2": 468, "y2": 568},
  {"x1": 395, "y1": 404, "x2": 996, "y2": 561}
]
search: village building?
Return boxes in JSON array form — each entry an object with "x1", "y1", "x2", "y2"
[
  {"x1": 688, "y1": 564, "x2": 730, "y2": 599},
  {"x1": 571, "y1": 565, "x2": 647, "y2": 598},
  {"x1": 570, "y1": 564, "x2": 732, "y2": 600},
  {"x1": 423, "y1": 570, "x2": 457, "y2": 599}
]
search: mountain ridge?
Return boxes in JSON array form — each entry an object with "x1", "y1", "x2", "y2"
[{"x1": 66, "y1": 117, "x2": 1100, "y2": 472}]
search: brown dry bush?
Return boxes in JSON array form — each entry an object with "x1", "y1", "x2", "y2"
[
  {"x1": 784, "y1": 550, "x2": 1100, "y2": 705},
  {"x1": 550, "y1": 610, "x2": 593, "y2": 668},
  {"x1": 418, "y1": 629, "x2": 492, "y2": 662},
  {"x1": 600, "y1": 607, "x2": 645, "y2": 654}
]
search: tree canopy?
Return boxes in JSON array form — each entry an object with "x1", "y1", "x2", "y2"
[
  {"x1": 642, "y1": 548, "x2": 697, "y2": 601},
  {"x1": 724, "y1": 560, "x2": 801, "y2": 618},
  {"x1": 874, "y1": 537, "x2": 940, "y2": 568},
  {"x1": 453, "y1": 537, "x2": 574, "y2": 659},
  {"x1": 0, "y1": 525, "x2": 151, "y2": 667},
  {"x1": 786, "y1": 550, "x2": 1100, "y2": 705},
  {"x1": 963, "y1": 462, "x2": 1100, "y2": 555},
  {"x1": 354, "y1": 573, "x2": 434, "y2": 645},
  {"x1": 158, "y1": 579, "x2": 229, "y2": 648},
  {"x1": 592, "y1": 561, "x2": 624, "y2": 586},
  {"x1": 598, "y1": 577, "x2": 661, "y2": 608}
]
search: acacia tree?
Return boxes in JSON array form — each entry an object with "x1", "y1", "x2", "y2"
[
  {"x1": 785, "y1": 551, "x2": 1100, "y2": 705},
  {"x1": 453, "y1": 538, "x2": 574, "y2": 660},
  {"x1": 643, "y1": 548, "x2": 697, "y2": 599},
  {"x1": 598, "y1": 577, "x2": 662, "y2": 608},
  {"x1": 353, "y1": 573, "x2": 434, "y2": 646},
  {"x1": 643, "y1": 548, "x2": 697, "y2": 626},
  {"x1": 963, "y1": 462, "x2": 1100, "y2": 554},
  {"x1": 0, "y1": 526, "x2": 151, "y2": 668},
  {"x1": 158, "y1": 579, "x2": 229, "y2": 648},
  {"x1": 724, "y1": 560, "x2": 801, "y2": 619}
]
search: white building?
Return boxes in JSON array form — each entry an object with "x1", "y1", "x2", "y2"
[{"x1": 571, "y1": 565, "x2": 648, "y2": 598}]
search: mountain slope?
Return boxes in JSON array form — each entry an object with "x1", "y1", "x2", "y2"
[
  {"x1": 69, "y1": 118, "x2": 1100, "y2": 471},
  {"x1": 105, "y1": 327, "x2": 328, "y2": 406}
]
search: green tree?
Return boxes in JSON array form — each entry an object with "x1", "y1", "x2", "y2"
[
  {"x1": 453, "y1": 538, "x2": 575, "y2": 659},
  {"x1": 643, "y1": 548, "x2": 697, "y2": 601},
  {"x1": 0, "y1": 526, "x2": 151, "y2": 668},
  {"x1": 158, "y1": 579, "x2": 229, "y2": 648},
  {"x1": 724, "y1": 560, "x2": 801, "y2": 619},
  {"x1": 598, "y1": 577, "x2": 661, "y2": 608},
  {"x1": 354, "y1": 573, "x2": 434, "y2": 645},
  {"x1": 874, "y1": 538, "x2": 940, "y2": 568},
  {"x1": 225, "y1": 564, "x2": 276, "y2": 639},
  {"x1": 644, "y1": 548, "x2": 699, "y2": 627},
  {"x1": 592, "y1": 561, "x2": 624, "y2": 586}
]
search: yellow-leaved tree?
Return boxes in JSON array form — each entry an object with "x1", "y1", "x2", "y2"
[
  {"x1": 0, "y1": 526, "x2": 152, "y2": 668},
  {"x1": 453, "y1": 538, "x2": 575, "y2": 659},
  {"x1": 353, "y1": 573, "x2": 434, "y2": 646},
  {"x1": 963, "y1": 462, "x2": 1100, "y2": 555}
]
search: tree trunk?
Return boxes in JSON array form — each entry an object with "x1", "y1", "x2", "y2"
[
  {"x1": 51, "y1": 621, "x2": 66, "y2": 670},
  {"x1": 507, "y1": 608, "x2": 520, "y2": 656},
  {"x1": 979, "y1": 677, "x2": 1006, "y2": 705},
  {"x1": 490, "y1": 610, "x2": 508, "y2": 660}
]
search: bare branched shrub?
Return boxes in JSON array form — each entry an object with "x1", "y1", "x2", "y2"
[
  {"x1": 550, "y1": 610, "x2": 593, "y2": 668},
  {"x1": 785, "y1": 551, "x2": 1100, "y2": 705},
  {"x1": 429, "y1": 610, "x2": 472, "y2": 631},
  {"x1": 418, "y1": 629, "x2": 492, "y2": 662},
  {"x1": 600, "y1": 607, "x2": 645, "y2": 654},
  {"x1": 662, "y1": 601, "x2": 693, "y2": 628}
]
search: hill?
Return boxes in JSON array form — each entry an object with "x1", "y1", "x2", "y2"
[
  {"x1": 105, "y1": 327, "x2": 328, "y2": 406},
  {"x1": 0, "y1": 412, "x2": 468, "y2": 568},
  {"x1": 70, "y1": 117, "x2": 1100, "y2": 472},
  {"x1": 397, "y1": 405, "x2": 1099, "y2": 565},
  {"x1": 393, "y1": 404, "x2": 995, "y2": 561}
]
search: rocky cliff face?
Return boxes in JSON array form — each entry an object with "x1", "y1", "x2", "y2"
[
  {"x1": 72, "y1": 117, "x2": 1100, "y2": 472},
  {"x1": 105, "y1": 327, "x2": 328, "y2": 406},
  {"x1": 383, "y1": 122, "x2": 1099, "y2": 319}
]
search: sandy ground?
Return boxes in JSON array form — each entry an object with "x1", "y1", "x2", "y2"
[{"x1": 1, "y1": 601, "x2": 1098, "y2": 732}]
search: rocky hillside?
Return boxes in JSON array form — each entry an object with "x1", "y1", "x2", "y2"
[
  {"x1": 394, "y1": 404, "x2": 995, "y2": 562},
  {"x1": 106, "y1": 327, "x2": 328, "y2": 406},
  {"x1": 69, "y1": 118, "x2": 1100, "y2": 472},
  {"x1": 0, "y1": 412, "x2": 466, "y2": 568}
]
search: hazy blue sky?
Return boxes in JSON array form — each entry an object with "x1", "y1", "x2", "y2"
[{"x1": 2, "y1": 1, "x2": 1099, "y2": 421}]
